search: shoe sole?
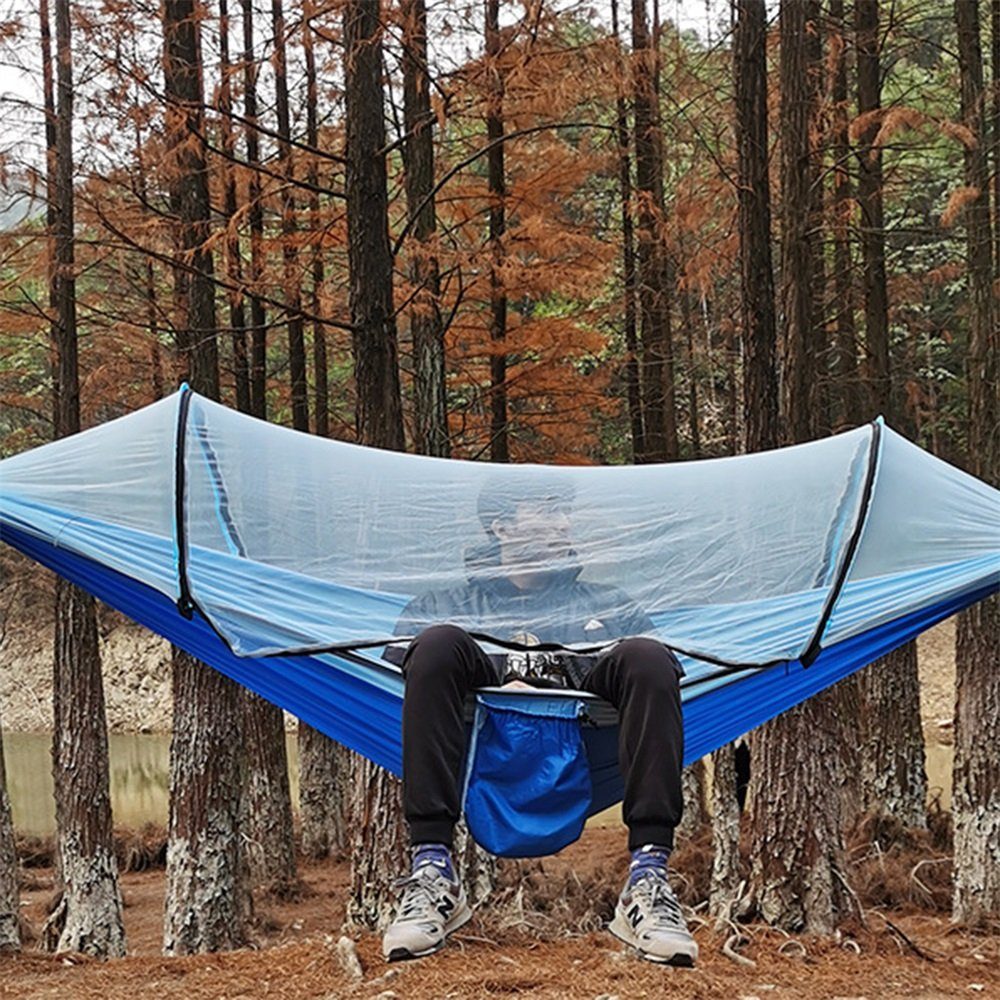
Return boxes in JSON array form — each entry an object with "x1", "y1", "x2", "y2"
[
  {"x1": 608, "y1": 913, "x2": 698, "y2": 968},
  {"x1": 385, "y1": 902, "x2": 473, "y2": 962}
]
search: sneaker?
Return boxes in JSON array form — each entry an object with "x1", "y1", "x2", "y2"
[
  {"x1": 382, "y1": 855, "x2": 472, "y2": 961},
  {"x1": 609, "y1": 865, "x2": 698, "y2": 966}
]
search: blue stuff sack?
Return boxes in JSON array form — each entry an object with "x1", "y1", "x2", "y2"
[{"x1": 462, "y1": 694, "x2": 593, "y2": 858}]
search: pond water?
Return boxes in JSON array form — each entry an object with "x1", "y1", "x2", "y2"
[
  {"x1": 4, "y1": 732, "x2": 300, "y2": 836},
  {"x1": 3, "y1": 732, "x2": 953, "y2": 836}
]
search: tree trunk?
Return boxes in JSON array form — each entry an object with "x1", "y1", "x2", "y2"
[
  {"x1": 303, "y1": 8, "x2": 329, "y2": 438},
  {"x1": 631, "y1": 0, "x2": 674, "y2": 462},
  {"x1": 746, "y1": 2, "x2": 848, "y2": 935},
  {"x1": 218, "y1": 0, "x2": 250, "y2": 413},
  {"x1": 733, "y1": 0, "x2": 777, "y2": 452},
  {"x1": 162, "y1": 0, "x2": 248, "y2": 954},
  {"x1": 485, "y1": 0, "x2": 508, "y2": 462},
  {"x1": 676, "y1": 759, "x2": 707, "y2": 840},
  {"x1": 611, "y1": 0, "x2": 645, "y2": 462},
  {"x1": 343, "y1": 0, "x2": 408, "y2": 930},
  {"x1": 242, "y1": 692, "x2": 296, "y2": 891},
  {"x1": 272, "y1": 0, "x2": 309, "y2": 433},
  {"x1": 241, "y1": 0, "x2": 268, "y2": 419},
  {"x1": 713, "y1": 0, "x2": 781, "y2": 920},
  {"x1": 298, "y1": 726, "x2": 350, "y2": 858},
  {"x1": 0, "y1": 708, "x2": 20, "y2": 952},
  {"x1": 952, "y1": 0, "x2": 999, "y2": 927},
  {"x1": 46, "y1": 0, "x2": 126, "y2": 958},
  {"x1": 709, "y1": 744, "x2": 742, "y2": 923},
  {"x1": 828, "y1": 0, "x2": 859, "y2": 431},
  {"x1": 403, "y1": 0, "x2": 449, "y2": 458},
  {"x1": 778, "y1": 0, "x2": 816, "y2": 438},
  {"x1": 853, "y1": 0, "x2": 927, "y2": 830}
]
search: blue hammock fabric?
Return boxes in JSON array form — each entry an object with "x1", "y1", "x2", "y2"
[{"x1": 1, "y1": 388, "x2": 997, "y2": 857}]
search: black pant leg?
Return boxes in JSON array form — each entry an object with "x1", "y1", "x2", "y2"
[
  {"x1": 401, "y1": 624, "x2": 499, "y2": 847},
  {"x1": 581, "y1": 637, "x2": 685, "y2": 851}
]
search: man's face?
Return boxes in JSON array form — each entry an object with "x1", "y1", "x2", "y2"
[{"x1": 492, "y1": 499, "x2": 574, "y2": 582}]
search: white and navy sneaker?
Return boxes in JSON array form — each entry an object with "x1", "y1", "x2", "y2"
[
  {"x1": 608, "y1": 845, "x2": 698, "y2": 966},
  {"x1": 382, "y1": 845, "x2": 472, "y2": 961}
]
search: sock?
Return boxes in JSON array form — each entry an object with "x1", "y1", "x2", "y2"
[
  {"x1": 627, "y1": 843, "x2": 670, "y2": 886},
  {"x1": 411, "y1": 842, "x2": 456, "y2": 882}
]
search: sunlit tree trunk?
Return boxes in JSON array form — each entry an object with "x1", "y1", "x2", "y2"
[
  {"x1": 853, "y1": 0, "x2": 927, "y2": 831},
  {"x1": 0, "y1": 707, "x2": 20, "y2": 952},
  {"x1": 343, "y1": 0, "x2": 408, "y2": 929},
  {"x1": 45, "y1": 0, "x2": 126, "y2": 958},
  {"x1": 162, "y1": 0, "x2": 249, "y2": 955},
  {"x1": 746, "y1": 1, "x2": 848, "y2": 935},
  {"x1": 952, "y1": 0, "x2": 999, "y2": 927}
]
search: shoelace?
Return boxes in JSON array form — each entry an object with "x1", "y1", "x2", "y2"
[
  {"x1": 393, "y1": 868, "x2": 448, "y2": 922},
  {"x1": 633, "y1": 873, "x2": 686, "y2": 931}
]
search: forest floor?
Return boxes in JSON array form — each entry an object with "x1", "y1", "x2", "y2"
[{"x1": 3, "y1": 825, "x2": 999, "y2": 1000}]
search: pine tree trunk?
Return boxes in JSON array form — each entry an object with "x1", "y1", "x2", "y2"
[
  {"x1": 402, "y1": 0, "x2": 449, "y2": 458},
  {"x1": 828, "y1": 0, "x2": 859, "y2": 432},
  {"x1": 298, "y1": 724, "x2": 349, "y2": 859},
  {"x1": 242, "y1": 691, "x2": 296, "y2": 891},
  {"x1": 162, "y1": 0, "x2": 248, "y2": 954},
  {"x1": 303, "y1": 10, "x2": 329, "y2": 438},
  {"x1": 709, "y1": 744, "x2": 741, "y2": 923},
  {"x1": 218, "y1": 0, "x2": 250, "y2": 413},
  {"x1": 676, "y1": 759, "x2": 707, "y2": 840},
  {"x1": 734, "y1": 0, "x2": 777, "y2": 451},
  {"x1": 952, "y1": 0, "x2": 999, "y2": 927},
  {"x1": 272, "y1": 0, "x2": 309, "y2": 433},
  {"x1": 746, "y1": 2, "x2": 848, "y2": 935},
  {"x1": 0, "y1": 705, "x2": 17, "y2": 953},
  {"x1": 47, "y1": 0, "x2": 125, "y2": 957},
  {"x1": 241, "y1": 0, "x2": 268, "y2": 419},
  {"x1": 853, "y1": 0, "x2": 926, "y2": 830},
  {"x1": 485, "y1": 0, "x2": 508, "y2": 462},
  {"x1": 611, "y1": 0, "x2": 645, "y2": 462},
  {"x1": 343, "y1": 0, "x2": 408, "y2": 929},
  {"x1": 631, "y1": 0, "x2": 673, "y2": 462}
]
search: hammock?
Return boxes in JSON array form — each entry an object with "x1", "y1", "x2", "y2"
[{"x1": 1, "y1": 387, "x2": 997, "y2": 856}]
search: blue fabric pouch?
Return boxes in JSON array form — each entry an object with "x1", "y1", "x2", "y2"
[{"x1": 462, "y1": 694, "x2": 593, "y2": 858}]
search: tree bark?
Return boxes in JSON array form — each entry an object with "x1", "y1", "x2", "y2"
[
  {"x1": 272, "y1": 0, "x2": 309, "y2": 433},
  {"x1": 403, "y1": 0, "x2": 449, "y2": 458},
  {"x1": 611, "y1": 0, "x2": 645, "y2": 462},
  {"x1": 0, "y1": 708, "x2": 20, "y2": 952},
  {"x1": 485, "y1": 0, "x2": 508, "y2": 462},
  {"x1": 241, "y1": 0, "x2": 268, "y2": 419},
  {"x1": 952, "y1": 0, "x2": 999, "y2": 927},
  {"x1": 631, "y1": 0, "x2": 675, "y2": 462},
  {"x1": 853, "y1": 0, "x2": 927, "y2": 830},
  {"x1": 218, "y1": 0, "x2": 250, "y2": 413},
  {"x1": 162, "y1": 0, "x2": 249, "y2": 954},
  {"x1": 343, "y1": 0, "x2": 408, "y2": 930},
  {"x1": 47, "y1": 0, "x2": 126, "y2": 958},
  {"x1": 733, "y1": 0, "x2": 777, "y2": 452},
  {"x1": 746, "y1": 2, "x2": 848, "y2": 935},
  {"x1": 677, "y1": 759, "x2": 708, "y2": 840},
  {"x1": 303, "y1": 7, "x2": 329, "y2": 438},
  {"x1": 828, "y1": 0, "x2": 859, "y2": 431},
  {"x1": 709, "y1": 743, "x2": 742, "y2": 923},
  {"x1": 299, "y1": 726, "x2": 350, "y2": 858},
  {"x1": 242, "y1": 692, "x2": 297, "y2": 891}
]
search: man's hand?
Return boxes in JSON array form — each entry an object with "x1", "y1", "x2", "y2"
[{"x1": 500, "y1": 679, "x2": 534, "y2": 691}]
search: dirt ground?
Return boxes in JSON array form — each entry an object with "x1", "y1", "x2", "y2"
[{"x1": 3, "y1": 826, "x2": 998, "y2": 1000}]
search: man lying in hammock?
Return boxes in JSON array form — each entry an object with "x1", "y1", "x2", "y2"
[{"x1": 382, "y1": 476, "x2": 697, "y2": 967}]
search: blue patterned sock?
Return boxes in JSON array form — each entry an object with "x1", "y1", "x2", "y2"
[
  {"x1": 628, "y1": 843, "x2": 671, "y2": 886},
  {"x1": 412, "y1": 842, "x2": 456, "y2": 882}
]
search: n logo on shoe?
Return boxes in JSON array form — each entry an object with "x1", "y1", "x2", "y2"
[
  {"x1": 627, "y1": 903, "x2": 642, "y2": 929},
  {"x1": 437, "y1": 896, "x2": 455, "y2": 920}
]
